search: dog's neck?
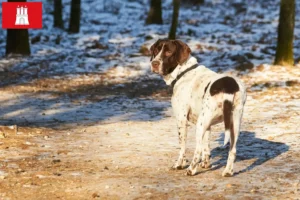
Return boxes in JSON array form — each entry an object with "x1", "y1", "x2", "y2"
[{"x1": 163, "y1": 56, "x2": 198, "y2": 86}]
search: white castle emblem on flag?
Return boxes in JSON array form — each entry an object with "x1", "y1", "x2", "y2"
[{"x1": 15, "y1": 6, "x2": 29, "y2": 25}]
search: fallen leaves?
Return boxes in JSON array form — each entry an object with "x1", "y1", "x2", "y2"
[
  {"x1": 0, "y1": 131, "x2": 6, "y2": 139},
  {"x1": 0, "y1": 125, "x2": 17, "y2": 138}
]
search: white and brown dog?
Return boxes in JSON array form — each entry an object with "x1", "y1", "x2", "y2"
[{"x1": 150, "y1": 39, "x2": 247, "y2": 176}]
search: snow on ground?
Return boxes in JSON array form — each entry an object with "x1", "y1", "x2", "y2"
[
  {"x1": 0, "y1": 0, "x2": 299, "y2": 83},
  {"x1": 0, "y1": 0, "x2": 300, "y2": 199}
]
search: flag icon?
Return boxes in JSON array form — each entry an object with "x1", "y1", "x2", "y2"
[{"x1": 2, "y1": 2, "x2": 42, "y2": 29}]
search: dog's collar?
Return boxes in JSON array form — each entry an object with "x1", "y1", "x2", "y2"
[{"x1": 170, "y1": 63, "x2": 199, "y2": 89}]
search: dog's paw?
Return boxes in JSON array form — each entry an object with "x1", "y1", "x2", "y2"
[
  {"x1": 171, "y1": 159, "x2": 188, "y2": 170},
  {"x1": 200, "y1": 161, "x2": 211, "y2": 169},
  {"x1": 222, "y1": 169, "x2": 233, "y2": 177},
  {"x1": 170, "y1": 165, "x2": 184, "y2": 170},
  {"x1": 186, "y1": 165, "x2": 198, "y2": 176}
]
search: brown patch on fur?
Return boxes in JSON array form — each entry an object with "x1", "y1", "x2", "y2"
[
  {"x1": 218, "y1": 102, "x2": 222, "y2": 108},
  {"x1": 210, "y1": 77, "x2": 239, "y2": 96},
  {"x1": 187, "y1": 109, "x2": 197, "y2": 123},
  {"x1": 223, "y1": 100, "x2": 233, "y2": 131},
  {"x1": 202, "y1": 81, "x2": 211, "y2": 99},
  {"x1": 173, "y1": 40, "x2": 191, "y2": 65}
]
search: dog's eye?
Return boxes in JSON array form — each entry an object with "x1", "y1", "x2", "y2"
[{"x1": 165, "y1": 50, "x2": 172, "y2": 57}]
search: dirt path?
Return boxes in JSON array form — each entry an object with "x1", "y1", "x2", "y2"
[
  {"x1": 1, "y1": 0, "x2": 300, "y2": 199},
  {"x1": 1, "y1": 65, "x2": 300, "y2": 200}
]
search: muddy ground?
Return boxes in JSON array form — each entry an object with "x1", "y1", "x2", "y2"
[{"x1": 0, "y1": 64, "x2": 300, "y2": 200}]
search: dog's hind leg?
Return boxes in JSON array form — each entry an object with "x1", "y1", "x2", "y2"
[
  {"x1": 172, "y1": 119, "x2": 188, "y2": 170},
  {"x1": 186, "y1": 107, "x2": 212, "y2": 176},
  {"x1": 200, "y1": 127, "x2": 211, "y2": 169},
  {"x1": 222, "y1": 107, "x2": 243, "y2": 177}
]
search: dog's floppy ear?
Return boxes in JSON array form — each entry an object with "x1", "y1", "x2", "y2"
[
  {"x1": 173, "y1": 40, "x2": 191, "y2": 65},
  {"x1": 149, "y1": 39, "x2": 161, "y2": 61},
  {"x1": 150, "y1": 44, "x2": 155, "y2": 61}
]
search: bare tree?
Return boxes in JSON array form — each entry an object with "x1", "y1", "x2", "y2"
[
  {"x1": 6, "y1": 0, "x2": 30, "y2": 56},
  {"x1": 169, "y1": 0, "x2": 180, "y2": 39},
  {"x1": 146, "y1": 0, "x2": 163, "y2": 24},
  {"x1": 54, "y1": 0, "x2": 64, "y2": 28},
  {"x1": 274, "y1": 0, "x2": 295, "y2": 66},
  {"x1": 69, "y1": 0, "x2": 81, "y2": 33}
]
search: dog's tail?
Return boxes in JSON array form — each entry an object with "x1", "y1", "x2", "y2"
[
  {"x1": 223, "y1": 93, "x2": 234, "y2": 146},
  {"x1": 209, "y1": 76, "x2": 240, "y2": 146}
]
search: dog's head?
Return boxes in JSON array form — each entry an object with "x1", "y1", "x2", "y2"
[{"x1": 150, "y1": 39, "x2": 191, "y2": 76}]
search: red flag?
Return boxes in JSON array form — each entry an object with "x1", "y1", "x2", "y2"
[{"x1": 2, "y1": 2, "x2": 42, "y2": 29}]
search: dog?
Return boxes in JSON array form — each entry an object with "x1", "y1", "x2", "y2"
[{"x1": 149, "y1": 39, "x2": 247, "y2": 176}]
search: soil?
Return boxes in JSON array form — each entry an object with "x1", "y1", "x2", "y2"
[{"x1": 0, "y1": 65, "x2": 300, "y2": 200}]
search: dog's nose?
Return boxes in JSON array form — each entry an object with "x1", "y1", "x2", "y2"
[{"x1": 151, "y1": 61, "x2": 160, "y2": 69}]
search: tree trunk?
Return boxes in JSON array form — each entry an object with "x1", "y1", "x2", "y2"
[
  {"x1": 146, "y1": 0, "x2": 163, "y2": 24},
  {"x1": 6, "y1": 0, "x2": 30, "y2": 56},
  {"x1": 69, "y1": 0, "x2": 81, "y2": 33},
  {"x1": 169, "y1": 0, "x2": 180, "y2": 39},
  {"x1": 274, "y1": 0, "x2": 295, "y2": 66},
  {"x1": 54, "y1": 0, "x2": 64, "y2": 28}
]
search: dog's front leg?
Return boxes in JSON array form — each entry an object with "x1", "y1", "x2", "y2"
[{"x1": 172, "y1": 119, "x2": 188, "y2": 170}]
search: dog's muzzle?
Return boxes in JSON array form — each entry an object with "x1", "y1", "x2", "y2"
[{"x1": 151, "y1": 60, "x2": 160, "y2": 73}]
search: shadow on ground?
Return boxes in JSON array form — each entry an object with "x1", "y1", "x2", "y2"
[
  {"x1": 209, "y1": 131, "x2": 289, "y2": 175},
  {"x1": 0, "y1": 75, "x2": 171, "y2": 128}
]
